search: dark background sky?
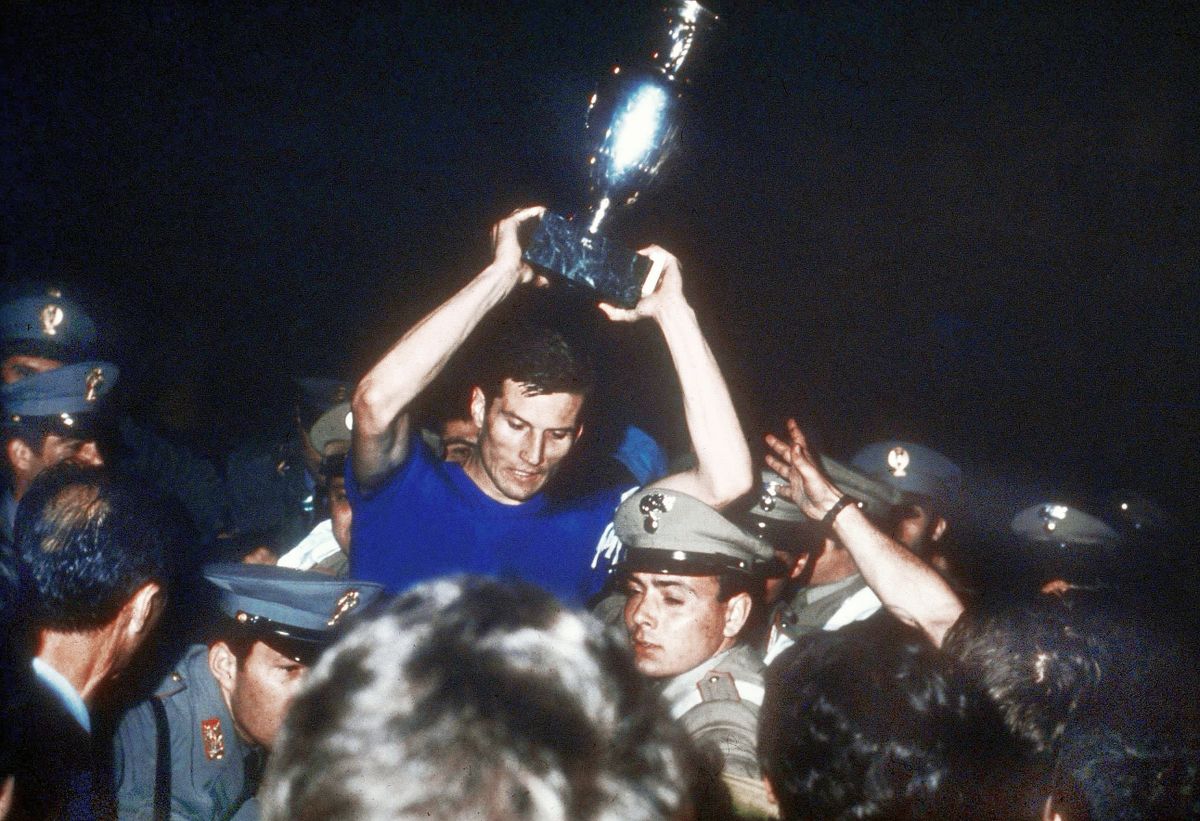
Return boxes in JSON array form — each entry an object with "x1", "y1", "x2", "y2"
[{"x1": 3, "y1": 2, "x2": 1197, "y2": 533}]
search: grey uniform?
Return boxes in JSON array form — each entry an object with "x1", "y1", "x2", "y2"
[
  {"x1": 659, "y1": 643, "x2": 772, "y2": 816},
  {"x1": 763, "y1": 573, "x2": 881, "y2": 665},
  {"x1": 113, "y1": 644, "x2": 263, "y2": 821}
]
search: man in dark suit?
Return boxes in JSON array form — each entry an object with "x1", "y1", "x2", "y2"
[{"x1": 5, "y1": 463, "x2": 173, "y2": 819}]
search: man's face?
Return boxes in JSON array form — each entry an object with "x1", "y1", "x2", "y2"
[
  {"x1": 1, "y1": 353, "x2": 62, "y2": 385},
  {"x1": 217, "y1": 640, "x2": 308, "y2": 750},
  {"x1": 327, "y1": 474, "x2": 351, "y2": 554},
  {"x1": 467, "y1": 380, "x2": 583, "y2": 505},
  {"x1": 440, "y1": 417, "x2": 480, "y2": 465},
  {"x1": 623, "y1": 571, "x2": 739, "y2": 679},
  {"x1": 11, "y1": 432, "x2": 104, "y2": 496},
  {"x1": 891, "y1": 503, "x2": 943, "y2": 554}
]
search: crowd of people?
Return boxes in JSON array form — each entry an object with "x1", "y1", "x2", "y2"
[{"x1": 1, "y1": 206, "x2": 1197, "y2": 819}]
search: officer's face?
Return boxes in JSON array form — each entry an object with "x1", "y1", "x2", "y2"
[
  {"x1": 440, "y1": 417, "x2": 480, "y2": 465},
  {"x1": 623, "y1": 572, "x2": 743, "y2": 679},
  {"x1": 13, "y1": 433, "x2": 104, "y2": 493},
  {"x1": 328, "y1": 475, "x2": 351, "y2": 554},
  {"x1": 467, "y1": 380, "x2": 583, "y2": 505},
  {"x1": 891, "y1": 504, "x2": 947, "y2": 554},
  {"x1": 216, "y1": 640, "x2": 308, "y2": 750},
  {"x1": 1, "y1": 353, "x2": 62, "y2": 384}
]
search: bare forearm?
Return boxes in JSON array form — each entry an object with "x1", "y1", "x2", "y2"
[
  {"x1": 353, "y1": 263, "x2": 519, "y2": 483},
  {"x1": 831, "y1": 505, "x2": 963, "y2": 646},
  {"x1": 650, "y1": 298, "x2": 751, "y2": 507}
]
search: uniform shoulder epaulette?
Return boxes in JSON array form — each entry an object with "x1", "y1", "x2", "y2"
[
  {"x1": 154, "y1": 668, "x2": 188, "y2": 700},
  {"x1": 697, "y1": 669, "x2": 741, "y2": 703}
]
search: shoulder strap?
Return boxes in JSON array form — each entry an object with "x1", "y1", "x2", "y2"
[{"x1": 150, "y1": 696, "x2": 172, "y2": 821}]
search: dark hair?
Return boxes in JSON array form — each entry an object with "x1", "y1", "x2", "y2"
[
  {"x1": 942, "y1": 595, "x2": 1103, "y2": 758},
  {"x1": 759, "y1": 618, "x2": 1036, "y2": 820},
  {"x1": 479, "y1": 323, "x2": 595, "y2": 405},
  {"x1": 13, "y1": 463, "x2": 173, "y2": 630},
  {"x1": 260, "y1": 576, "x2": 731, "y2": 821}
]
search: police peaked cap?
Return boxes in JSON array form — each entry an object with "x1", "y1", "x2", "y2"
[
  {"x1": 203, "y1": 563, "x2": 386, "y2": 662},
  {"x1": 1010, "y1": 503, "x2": 1121, "y2": 548},
  {"x1": 751, "y1": 457, "x2": 903, "y2": 525},
  {"x1": 614, "y1": 489, "x2": 776, "y2": 577},
  {"x1": 1, "y1": 361, "x2": 118, "y2": 422},
  {"x1": 0, "y1": 286, "x2": 98, "y2": 358},
  {"x1": 851, "y1": 441, "x2": 962, "y2": 506}
]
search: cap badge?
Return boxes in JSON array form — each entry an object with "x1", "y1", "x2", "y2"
[
  {"x1": 1038, "y1": 504, "x2": 1069, "y2": 533},
  {"x1": 84, "y1": 367, "x2": 104, "y2": 402},
  {"x1": 40, "y1": 303, "x2": 64, "y2": 336},
  {"x1": 639, "y1": 492, "x2": 674, "y2": 533},
  {"x1": 887, "y1": 446, "x2": 910, "y2": 477},
  {"x1": 332, "y1": 384, "x2": 349, "y2": 403},
  {"x1": 759, "y1": 479, "x2": 785, "y2": 512},
  {"x1": 201, "y1": 717, "x2": 226, "y2": 760},
  {"x1": 328, "y1": 589, "x2": 361, "y2": 626}
]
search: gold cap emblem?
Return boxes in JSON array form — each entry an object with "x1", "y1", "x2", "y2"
[
  {"x1": 887, "y1": 446, "x2": 910, "y2": 477},
  {"x1": 328, "y1": 589, "x2": 361, "y2": 626},
  {"x1": 84, "y1": 367, "x2": 104, "y2": 402},
  {"x1": 40, "y1": 304, "x2": 64, "y2": 336},
  {"x1": 201, "y1": 717, "x2": 226, "y2": 760}
]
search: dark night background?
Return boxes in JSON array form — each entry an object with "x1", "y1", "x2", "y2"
[{"x1": 3, "y1": 2, "x2": 1197, "y2": 537}]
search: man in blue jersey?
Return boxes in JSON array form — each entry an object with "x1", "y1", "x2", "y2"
[{"x1": 348, "y1": 206, "x2": 751, "y2": 606}]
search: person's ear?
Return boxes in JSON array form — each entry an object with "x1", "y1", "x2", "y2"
[
  {"x1": 470, "y1": 387, "x2": 487, "y2": 429},
  {"x1": 788, "y1": 552, "x2": 810, "y2": 580},
  {"x1": 722, "y1": 592, "x2": 752, "y2": 638},
  {"x1": 125, "y1": 581, "x2": 164, "y2": 637},
  {"x1": 208, "y1": 641, "x2": 240, "y2": 695},
  {"x1": 6, "y1": 437, "x2": 35, "y2": 474},
  {"x1": 931, "y1": 516, "x2": 949, "y2": 543}
]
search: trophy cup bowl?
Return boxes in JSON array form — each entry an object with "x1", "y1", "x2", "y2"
[{"x1": 523, "y1": 1, "x2": 717, "y2": 308}]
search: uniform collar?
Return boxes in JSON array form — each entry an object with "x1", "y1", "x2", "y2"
[
  {"x1": 32, "y1": 656, "x2": 90, "y2": 734},
  {"x1": 657, "y1": 643, "x2": 760, "y2": 709}
]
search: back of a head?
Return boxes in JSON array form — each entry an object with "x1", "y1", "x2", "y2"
[
  {"x1": 13, "y1": 463, "x2": 173, "y2": 630},
  {"x1": 942, "y1": 595, "x2": 1105, "y2": 759},
  {"x1": 759, "y1": 619, "x2": 1035, "y2": 820},
  {"x1": 1049, "y1": 692, "x2": 1200, "y2": 821},
  {"x1": 260, "y1": 576, "x2": 729, "y2": 821}
]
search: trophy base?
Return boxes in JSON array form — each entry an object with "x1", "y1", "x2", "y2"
[{"x1": 522, "y1": 211, "x2": 653, "y2": 309}]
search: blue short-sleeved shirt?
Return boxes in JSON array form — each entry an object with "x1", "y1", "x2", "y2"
[{"x1": 347, "y1": 435, "x2": 632, "y2": 607}]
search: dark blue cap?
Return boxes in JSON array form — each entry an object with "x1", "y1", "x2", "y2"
[
  {"x1": 0, "y1": 287, "x2": 97, "y2": 358},
  {"x1": 203, "y1": 563, "x2": 386, "y2": 657},
  {"x1": 1, "y1": 361, "x2": 118, "y2": 423},
  {"x1": 851, "y1": 441, "x2": 962, "y2": 507}
]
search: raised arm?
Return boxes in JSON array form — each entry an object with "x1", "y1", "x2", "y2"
[
  {"x1": 352, "y1": 206, "x2": 545, "y2": 489},
  {"x1": 599, "y1": 247, "x2": 752, "y2": 508},
  {"x1": 765, "y1": 419, "x2": 963, "y2": 646}
]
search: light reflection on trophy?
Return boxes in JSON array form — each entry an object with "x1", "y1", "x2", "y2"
[{"x1": 523, "y1": 1, "x2": 718, "y2": 308}]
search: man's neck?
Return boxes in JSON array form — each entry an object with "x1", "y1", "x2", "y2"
[{"x1": 37, "y1": 628, "x2": 117, "y2": 707}]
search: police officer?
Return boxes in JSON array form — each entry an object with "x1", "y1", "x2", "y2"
[
  {"x1": 0, "y1": 285, "x2": 227, "y2": 543},
  {"x1": 1, "y1": 360, "x2": 117, "y2": 546},
  {"x1": 613, "y1": 488, "x2": 775, "y2": 817},
  {"x1": 111, "y1": 564, "x2": 385, "y2": 820},
  {"x1": 746, "y1": 458, "x2": 903, "y2": 665},
  {"x1": 1009, "y1": 501, "x2": 1125, "y2": 595},
  {"x1": 0, "y1": 284, "x2": 97, "y2": 384},
  {"x1": 276, "y1": 401, "x2": 353, "y2": 575},
  {"x1": 222, "y1": 378, "x2": 350, "y2": 550},
  {"x1": 851, "y1": 440, "x2": 962, "y2": 567}
]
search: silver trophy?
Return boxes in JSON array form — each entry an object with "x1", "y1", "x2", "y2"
[{"x1": 523, "y1": 1, "x2": 718, "y2": 307}]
